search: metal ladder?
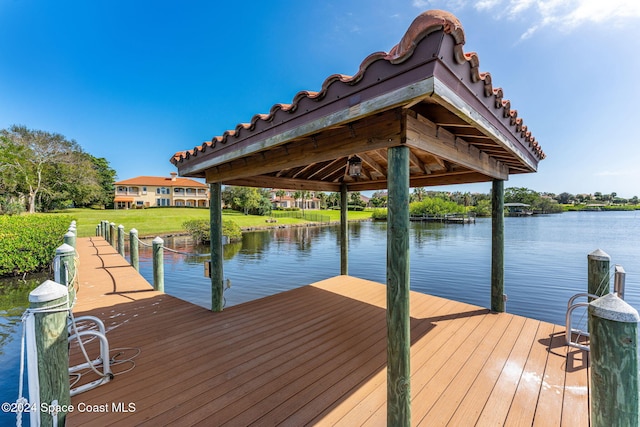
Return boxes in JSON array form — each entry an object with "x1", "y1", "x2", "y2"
[{"x1": 566, "y1": 265, "x2": 626, "y2": 351}]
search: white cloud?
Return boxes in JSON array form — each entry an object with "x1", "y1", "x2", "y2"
[{"x1": 414, "y1": 0, "x2": 640, "y2": 39}]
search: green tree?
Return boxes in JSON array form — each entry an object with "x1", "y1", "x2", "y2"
[
  {"x1": 0, "y1": 125, "x2": 83, "y2": 213},
  {"x1": 315, "y1": 191, "x2": 327, "y2": 209},
  {"x1": 222, "y1": 186, "x2": 271, "y2": 215},
  {"x1": 555, "y1": 192, "x2": 574, "y2": 205},
  {"x1": 411, "y1": 187, "x2": 426, "y2": 202},
  {"x1": 90, "y1": 155, "x2": 117, "y2": 208},
  {"x1": 349, "y1": 191, "x2": 365, "y2": 207},
  {"x1": 275, "y1": 189, "x2": 286, "y2": 207},
  {"x1": 326, "y1": 192, "x2": 340, "y2": 208},
  {"x1": 504, "y1": 187, "x2": 539, "y2": 206}
]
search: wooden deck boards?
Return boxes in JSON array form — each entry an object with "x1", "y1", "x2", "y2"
[{"x1": 68, "y1": 237, "x2": 590, "y2": 426}]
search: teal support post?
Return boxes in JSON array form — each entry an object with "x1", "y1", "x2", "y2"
[
  {"x1": 129, "y1": 228, "x2": 139, "y2": 271},
  {"x1": 152, "y1": 237, "x2": 164, "y2": 292},
  {"x1": 340, "y1": 183, "x2": 348, "y2": 275},
  {"x1": 491, "y1": 179, "x2": 505, "y2": 312},
  {"x1": 386, "y1": 145, "x2": 411, "y2": 426},
  {"x1": 210, "y1": 183, "x2": 224, "y2": 312},
  {"x1": 589, "y1": 293, "x2": 639, "y2": 426},
  {"x1": 28, "y1": 280, "x2": 71, "y2": 427}
]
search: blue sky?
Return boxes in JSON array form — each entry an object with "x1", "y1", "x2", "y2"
[{"x1": 2, "y1": 0, "x2": 640, "y2": 197}]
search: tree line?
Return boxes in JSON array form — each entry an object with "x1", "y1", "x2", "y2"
[
  {"x1": 0, "y1": 125, "x2": 116, "y2": 214},
  {"x1": 220, "y1": 185, "x2": 640, "y2": 217}
]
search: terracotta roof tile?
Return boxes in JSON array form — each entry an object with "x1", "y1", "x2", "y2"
[
  {"x1": 171, "y1": 9, "x2": 545, "y2": 166},
  {"x1": 114, "y1": 176, "x2": 207, "y2": 188}
]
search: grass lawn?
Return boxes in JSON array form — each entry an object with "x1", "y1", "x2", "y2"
[{"x1": 48, "y1": 208, "x2": 372, "y2": 238}]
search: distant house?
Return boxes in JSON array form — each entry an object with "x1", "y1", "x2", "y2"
[
  {"x1": 269, "y1": 189, "x2": 320, "y2": 210},
  {"x1": 114, "y1": 173, "x2": 209, "y2": 209}
]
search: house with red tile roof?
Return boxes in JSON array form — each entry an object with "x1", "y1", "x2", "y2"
[
  {"x1": 269, "y1": 189, "x2": 321, "y2": 210},
  {"x1": 114, "y1": 173, "x2": 209, "y2": 209}
]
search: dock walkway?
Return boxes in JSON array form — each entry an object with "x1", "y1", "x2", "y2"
[{"x1": 69, "y1": 236, "x2": 589, "y2": 426}]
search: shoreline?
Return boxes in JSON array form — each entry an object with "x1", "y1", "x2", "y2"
[{"x1": 137, "y1": 218, "x2": 372, "y2": 239}]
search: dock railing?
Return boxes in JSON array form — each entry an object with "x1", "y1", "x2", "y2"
[
  {"x1": 15, "y1": 220, "x2": 113, "y2": 426},
  {"x1": 97, "y1": 221, "x2": 221, "y2": 297},
  {"x1": 271, "y1": 210, "x2": 331, "y2": 224},
  {"x1": 565, "y1": 249, "x2": 639, "y2": 426}
]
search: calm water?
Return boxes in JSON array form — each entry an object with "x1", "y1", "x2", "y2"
[{"x1": 1, "y1": 210, "x2": 639, "y2": 424}]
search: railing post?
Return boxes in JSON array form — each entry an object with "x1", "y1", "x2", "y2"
[
  {"x1": 589, "y1": 293, "x2": 639, "y2": 426},
  {"x1": 130, "y1": 228, "x2": 139, "y2": 271},
  {"x1": 55, "y1": 243, "x2": 76, "y2": 305},
  {"x1": 109, "y1": 222, "x2": 116, "y2": 247},
  {"x1": 27, "y1": 280, "x2": 71, "y2": 427},
  {"x1": 95, "y1": 224, "x2": 100, "y2": 237},
  {"x1": 117, "y1": 224, "x2": 125, "y2": 257},
  {"x1": 68, "y1": 223, "x2": 76, "y2": 237},
  {"x1": 102, "y1": 220, "x2": 108, "y2": 240},
  {"x1": 588, "y1": 249, "x2": 610, "y2": 297},
  {"x1": 152, "y1": 237, "x2": 164, "y2": 292},
  {"x1": 64, "y1": 230, "x2": 76, "y2": 250},
  {"x1": 614, "y1": 265, "x2": 626, "y2": 299}
]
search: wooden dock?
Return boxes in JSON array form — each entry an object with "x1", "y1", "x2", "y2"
[{"x1": 68, "y1": 236, "x2": 590, "y2": 426}]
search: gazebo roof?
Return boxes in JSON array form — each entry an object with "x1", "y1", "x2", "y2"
[{"x1": 171, "y1": 10, "x2": 544, "y2": 192}]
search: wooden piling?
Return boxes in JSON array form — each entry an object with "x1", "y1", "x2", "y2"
[
  {"x1": 64, "y1": 230, "x2": 76, "y2": 250},
  {"x1": 386, "y1": 145, "x2": 411, "y2": 426},
  {"x1": 588, "y1": 249, "x2": 610, "y2": 297},
  {"x1": 491, "y1": 179, "x2": 505, "y2": 312},
  {"x1": 340, "y1": 183, "x2": 348, "y2": 275},
  {"x1": 589, "y1": 293, "x2": 639, "y2": 426},
  {"x1": 28, "y1": 280, "x2": 71, "y2": 426},
  {"x1": 55, "y1": 243, "x2": 76, "y2": 305},
  {"x1": 109, "y1": 222, "x2": 116, "y2": 247},
  {"x1": 210, "y1": 182, "x2": 224, "y2": 312},
  {"x1": 102, "y1": 220, "x2": 109, "y2": 240},
  {"x1": 130, "y1": 228, "x2": 139, "y2": 271},
  {"x1": 152, "y1": 237, "x2": 164, "y2": 292},
  {"x1": 117, "y1": 224, "x2": 125, "y2": 257}
]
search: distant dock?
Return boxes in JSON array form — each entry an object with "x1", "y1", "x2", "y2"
[{"x1": 409, "y1": 213, "x2": 476, "y2": 224}]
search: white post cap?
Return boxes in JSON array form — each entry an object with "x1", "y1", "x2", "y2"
[{"x1": 29, "y1": 280, "x2": 68, "y2": 303}]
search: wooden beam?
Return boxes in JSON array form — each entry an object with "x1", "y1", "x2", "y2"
[
  {"x1": 345, "y1": 170, "x2": 493, "y2": 192},
  {"x1": 359, "y1": 152, "x2": 387, "y2": 176},
  {"x1": 291, "y1": 163, "x2": 317, "y2": 179},
  {"x1": 307, "y1": 158, "x2": 346, "y2": 180},
  {"x1": 387, "y1": 145, "x2": 411, "y2": 426},
  {"x1": 491, "y1": 179, "x2": 505, "y2": 313},
  {"x1": 210, "y1": 183, "x2": 224, "y2": 312},
  {"x1": 206, "y1": 110, "x2": 402, "y2": 183},
  {"x1": 224, "y1": 176, "x2": 341, "y2": 192},
  {"x1": 409, "y1": 150, "x2": 430, "y2": 174},
  {"x1": 405, "y1": 114, "x2": 508, "y2": 180}
]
